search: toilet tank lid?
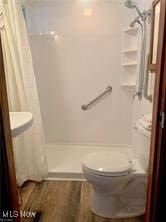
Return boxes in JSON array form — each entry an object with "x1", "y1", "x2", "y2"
[{"x1": 82, "y1": 151, "x2": 131, "y2": 174}]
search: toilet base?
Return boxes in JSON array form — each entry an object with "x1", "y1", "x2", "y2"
[{"x1": 90, "y1": 188, "x2": 145, "y2": 218}]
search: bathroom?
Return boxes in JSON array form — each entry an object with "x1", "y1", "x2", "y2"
[{"x1": 0, "y1": 0, "x2": 163, "y2": 221}]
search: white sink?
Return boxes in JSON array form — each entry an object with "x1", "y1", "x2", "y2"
[{"x1": 10, "y1": 112, "x2": 33, "y2": 137}]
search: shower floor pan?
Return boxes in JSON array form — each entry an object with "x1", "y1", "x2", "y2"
[{"x1": 46, "y1": 144, "x2": 134, "y2": 181}]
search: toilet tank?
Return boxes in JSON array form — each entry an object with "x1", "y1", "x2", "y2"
[{"x1": 132, "y1": 121, "x2": 151, "y2": 171}]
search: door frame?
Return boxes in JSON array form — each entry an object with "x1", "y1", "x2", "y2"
[
  {"x1": 0, "y1": 37, "x2": 20, "y2": 221},
  {"x1": 145, "y1": 0, "x2": 166, "y2": 221}
]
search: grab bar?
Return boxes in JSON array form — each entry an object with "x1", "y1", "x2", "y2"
[{"x1": 82, "y1": 86, "x2": 112, "y2": 110}]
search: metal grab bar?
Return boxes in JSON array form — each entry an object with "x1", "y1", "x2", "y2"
[{"x1": 82, "y1": 86, "x2": 112, "y2": 111}]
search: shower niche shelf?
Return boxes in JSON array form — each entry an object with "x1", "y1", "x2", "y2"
[
  {"x1": 122, "y1": 27, "x2": 140, "y2": 89},
  {"x1": 122, "y1": 62, "x2": 137, "y2": 67},
  {"x1": 122, "y1": 83, "x2": 136, "y2": 91},
  {"x1": 123, "y1": 49, "x2": 138, "y2": 53}
]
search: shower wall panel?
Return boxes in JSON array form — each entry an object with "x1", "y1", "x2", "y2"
[{"x1": 26, "y1": 1, "x2": 136, "y2": 144}]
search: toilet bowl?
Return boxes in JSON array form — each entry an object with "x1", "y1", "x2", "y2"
[{"x1": 82, "y1": 119, "x2": 151, "y2": 218}]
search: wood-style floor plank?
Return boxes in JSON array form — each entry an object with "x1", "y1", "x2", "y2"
[{"x1": 20, "y1": 181, "x2": 144, "y2": 222}]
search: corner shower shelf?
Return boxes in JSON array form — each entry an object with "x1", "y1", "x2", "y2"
[
  {"x1": 122, "y1": 62, "x2": 137, "y2": 67},
  {"x1": 122, "y1": 27, "x2": 140, "y2": 89},
  {"x1": 122, "y1": 83, "x2": 136, "y2": 90},
  {"x1": 123, "y1": 49, "x2": 138, "y2": 53},
  {"x1": 123, "y1": 27, "x2": 139, "y2": 33}
]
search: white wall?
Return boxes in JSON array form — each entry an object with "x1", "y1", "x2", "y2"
[{"x1": 25, "y1": 0, "x2": 154, "y2": 145}]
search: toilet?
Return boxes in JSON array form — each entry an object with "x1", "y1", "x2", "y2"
[{"x1": 82, "y1": 119, "x2": 151, "y2": 218}]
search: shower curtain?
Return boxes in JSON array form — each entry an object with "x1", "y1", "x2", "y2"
[{"x1": 0, "y1": 0, "x2": 48, "y2": 186}]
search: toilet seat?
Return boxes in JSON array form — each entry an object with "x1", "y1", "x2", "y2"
[{"x1": 82, "y1": 151, "x2": 132, "y2": 177}]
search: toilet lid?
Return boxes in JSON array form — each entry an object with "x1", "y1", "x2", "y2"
[{"x1": 83, "y1": 151, "x2": 131, "y2": 176}]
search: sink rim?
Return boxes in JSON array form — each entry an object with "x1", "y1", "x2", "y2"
[{"x1": 10, "y1": 112, "x2": 33, "y2": 137}]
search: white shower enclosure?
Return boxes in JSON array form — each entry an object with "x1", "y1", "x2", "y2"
[{"x1": 24, "y1": 0, "x2": 153, "y2": 179}]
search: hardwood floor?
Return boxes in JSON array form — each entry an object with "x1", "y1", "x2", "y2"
[{"x1": 20, "y1": 181, "x2": 144, "y2": 222}]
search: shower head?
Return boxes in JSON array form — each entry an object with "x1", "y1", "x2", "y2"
[
  {"x1": 125, "y1": 0, "x2": 143, "y2": 19},
  {"x1": 125, "y1": 0, "x2": 135, "y2": 9}
]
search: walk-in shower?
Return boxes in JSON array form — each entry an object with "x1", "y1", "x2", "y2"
[
  {"x1": 125, "y1": 0, "x2": 152, "y2": 101},
  {"x1": 21, "y1": 0, "x2": 154, "y2": 181}
]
